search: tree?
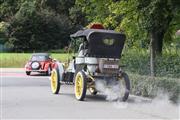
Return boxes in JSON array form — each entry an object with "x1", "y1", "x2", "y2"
[
  {"x1": 1, "y1": 0, "x2": 82, "y2": 52},
  {"x1": 0, "y1": 0, "x2": 23, "y2": 22},
  {"x1": 4, "y1": 1, "x2": 74, "y2": 52},
  {"x1": 75, "y1": 0, "x2": 180, "y2": 76},
  {"x1": 136, "y1": 0, "x2": 179, "y2": 76},
  {"x1": 35, "y1": 0, "x2": 75, "y2": 15},
  {"x1": 0, "y1": 21, "x2": 9, "y2": 44},
  {"x1": 69, "y1": 5, "x2": 87, "y2": 27}
]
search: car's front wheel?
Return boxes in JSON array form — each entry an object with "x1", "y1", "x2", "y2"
[
  {"x1": 74, "y1": 71, "x2": 87, "y2": 101},
  {"x1": 26, "y1": 71, "x2": 31, "y2": 75},
  {"x1": 50, "y1": 68, "x2": 60, "y2": 94}
]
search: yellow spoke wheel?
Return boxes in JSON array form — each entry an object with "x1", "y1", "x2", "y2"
[
  {"x1": 74, "y1": 71, "x2": 87, "y2": 101},
  {"x1": 50, "y1": 68, "x2": 60, "y2": 94}
]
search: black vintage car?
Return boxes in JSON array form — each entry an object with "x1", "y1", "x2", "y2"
[{"x1": 50, "y1": 28, "x2": 130, "y2": 101}]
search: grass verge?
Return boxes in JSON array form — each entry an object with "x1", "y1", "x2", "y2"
[{"x1": 0, "y1": 53, "x2": 68, "y2": 68}]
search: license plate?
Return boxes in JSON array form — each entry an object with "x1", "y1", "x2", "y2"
[{"x1": 103, "y1": 64, "x2": 119, "y2": 69}]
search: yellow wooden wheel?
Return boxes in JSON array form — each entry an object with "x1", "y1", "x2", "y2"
[
  {"x1": 74, "y1": 71, "x2": 87, "y2": 101},
  {"x1": 50, "y1": 68, "x2": 60, "y2": 94}
]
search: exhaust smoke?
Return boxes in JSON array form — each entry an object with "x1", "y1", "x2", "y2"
[
  {"x1": 95, "y1": 79, "x2": 124, "y2": 101},
  {"x1": 95, "y1": 79, "x2": 179, "y2": 119}
]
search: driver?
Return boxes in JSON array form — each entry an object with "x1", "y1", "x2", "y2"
[{"x1": 78, "y1": 40, "x2": 88, "y2": 57}]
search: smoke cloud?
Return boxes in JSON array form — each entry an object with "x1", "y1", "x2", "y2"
[{"x1": 95, "y1": 80, "x2": 179, "y2": 119}]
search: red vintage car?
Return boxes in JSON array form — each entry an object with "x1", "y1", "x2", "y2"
[{"x1": 25, "y1": 53, "x2": 56, "y2": 76}]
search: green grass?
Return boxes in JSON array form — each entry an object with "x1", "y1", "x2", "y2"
[{"x1": 0, "y1": 53, "x2": 68, "y2": 68}]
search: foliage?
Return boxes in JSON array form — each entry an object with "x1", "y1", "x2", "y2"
[
  {"x1": 129, "y1": 73, "x2": 179, "y2": 103},
  {"x1": 1, "y1": 0, "x2": 179, "y2": 53},
  {"x1": 0, "y1": 0, "x2": 22, "y2": 21},
  {"x1": 0, "y1": 21, "x2": 9, "y2": 44},
  {"x1": 76, "y1": 0, "x2": 180, "y2": 51},
  {"x1": 69, "y1": 5, "x2": 87, "y2": 27},
  {"x1": 121, "y1": 48, "x2": 180, "y2": 78},
  {"x1": 75, "y1": 0, "x2": 180, "y2": 77},
  {"x1": 8, "y1": 7, "x2": 73, "y2": 51},
  {"x1": 0, "y1": 0, "x2": 85, "y2": 52}
]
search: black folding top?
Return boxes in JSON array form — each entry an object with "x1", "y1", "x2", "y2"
[
  {"x1": 71, "y1": 29, "x2": 126, "y2": 58},
  {"x1": 70, "y1": 29, "x2": 123, "y2": 40}
]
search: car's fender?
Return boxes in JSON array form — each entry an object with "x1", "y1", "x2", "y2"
[
  {"x1": 53, "y1": 62, "x2": 64, "y2": 81},
  {"x1": 25, "y1": 61, "x2": 32, "y2": 70}
]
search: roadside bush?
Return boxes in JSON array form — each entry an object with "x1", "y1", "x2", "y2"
[
  {"x1": 121, "y1": 48, "x2": 180, "y2": 78},
  {"x1": 120, "y1": 48, "x2": 180, "y2": 103},
  {"x1": 128, "y1": 73, "x2": 180, "y2": 103}
]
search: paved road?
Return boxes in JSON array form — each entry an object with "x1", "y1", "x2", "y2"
[{"x1": 0, "y1": 68, "x2": 179, "y2": 119}]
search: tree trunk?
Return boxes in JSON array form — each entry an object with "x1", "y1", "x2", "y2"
[
  {"x1": 150, "y1": 31, "x2": 156, "y2": 77},
  {"x1": 149, "y1": 29, "x2": 165, "y2": 77},
  {"x1": 156, "y1": 31, "x2": 165, "y2": 55}
]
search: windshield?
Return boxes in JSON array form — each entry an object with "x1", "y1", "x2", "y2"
[{"x1": 31, "y1": 55, "x2": 49, "y2": 61}]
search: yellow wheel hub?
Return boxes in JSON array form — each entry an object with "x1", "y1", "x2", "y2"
[
  {"x1": 75, "y1": 73, "x2": 83, "y2": 98},
  {"x1": 51, "y1": 70, "x2": 58, "y2": 93}
]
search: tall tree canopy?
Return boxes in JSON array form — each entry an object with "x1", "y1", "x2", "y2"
[
  {"x1": 0, "y1": 0, "x2": 85, "y2": 51},
  {"x1": 76, "y1": 0, "x2": 180, "y2": 76},
  {"x1": 76, "y1": 0, "x2": 179, "y2": 53},
  {"x1": 0, "y1": 0, "x2": 179, "y2": 55}
]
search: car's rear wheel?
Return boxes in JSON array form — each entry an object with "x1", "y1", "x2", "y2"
[
  {"x1": 50, "y1": 68, "x2": 60, "y2": 94},
  {"x1": 26, "y1": 71, "x2": 31, "y2": 75},
  {"x1": 119, "y1": 72, "x2": 130, "y2": 101},
  {"x1": 74, "y1": 71, "x2": 87, "y2": 101}
]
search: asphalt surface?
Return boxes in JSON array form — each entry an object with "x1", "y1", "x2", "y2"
[{"x1": 0, "y1": 68, "x2": 179, "y2": 119}]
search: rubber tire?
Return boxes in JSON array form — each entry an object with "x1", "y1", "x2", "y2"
[
  {"x1": 74, "y1": 71, "x2": 87, "y2": 101},
  {"x1": 26, "y1": 71, "x2": 31, "y2": 75},
  {"x1": 120, "y1": 72, "x2": 130, "y2": 101},
  {"x1": 50, "y1": 67, "x2": 60, "y2": 94}
]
